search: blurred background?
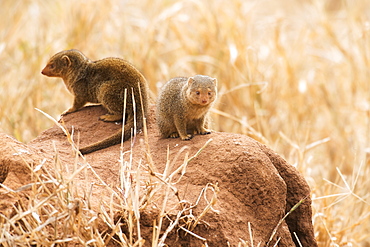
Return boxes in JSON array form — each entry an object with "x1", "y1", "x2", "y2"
[{"x1": 1, "y1": 0, "x2": 369, "y2": 245}]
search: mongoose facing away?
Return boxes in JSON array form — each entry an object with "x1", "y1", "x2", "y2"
[
  {"x1": 156, "y1": 75, "x2": 217, "y2": 140},
  {"x1": 41, "y1": 49, "x2": 149, "y2": 154}
]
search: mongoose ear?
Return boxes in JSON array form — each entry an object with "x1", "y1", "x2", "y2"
[
  {"x1": 61, "y1": 55, "x2": 72, "y2": 67},
  {"x1": 212, "y1": 78, "x2": 217, "y2": 86},
  {"x1": 187, "y1": 77, "x2": 194, "y2": 85}
]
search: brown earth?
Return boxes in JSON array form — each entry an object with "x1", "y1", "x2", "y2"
[{"x1": 0, "y1": 105, "x2": 317, "y2": 246}]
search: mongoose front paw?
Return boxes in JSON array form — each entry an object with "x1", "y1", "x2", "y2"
[
  {"x1": 99, "y1": 114, "x2": 123, "y2": 122},
  {"x1": 60, "y1": 108, "x2": 75, "y2": 117}
]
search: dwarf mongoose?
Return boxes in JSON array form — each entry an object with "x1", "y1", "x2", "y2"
[
  {"x1": 41, "y1": 49, "x2": 149, "y2": 154},
  {"x1": 156, "y1": 75, "x2": 217, "y2": 140}
]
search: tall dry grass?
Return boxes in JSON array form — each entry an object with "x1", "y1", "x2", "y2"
[{"x1": 1, "y1": 0, "x2": 370, "y2": 246}]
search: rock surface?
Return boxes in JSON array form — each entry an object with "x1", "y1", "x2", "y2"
[{"x1": 0, "y1": 105, "x2": 317, "y2": 246}]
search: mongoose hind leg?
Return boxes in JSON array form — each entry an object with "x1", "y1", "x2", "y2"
[
  {"x1": 169, "y1": 132, "x2": 180, "y2": 138},
  {"x1": 196, "y1": 127, "x2": 211, "y2": 135},
  {"x1": 193, "y1": 129, "x2": 211, "y2": 135},
  {"x1": 191, "y1": 118, "x2": 211, "y2": 135},
  {"x1": 98, "y1": 82, "x2": 125, "y2": 122},
  {"x1": 181, "y1": 134, "x2": 193, "y2": 140}
]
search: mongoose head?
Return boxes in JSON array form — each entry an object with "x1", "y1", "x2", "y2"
[
  {"x1": 186, "y1": 75, "x2": 217, "y2": 106},
  {"x1": 41, "y1": 49, "x2": 89, "y2": 78}
]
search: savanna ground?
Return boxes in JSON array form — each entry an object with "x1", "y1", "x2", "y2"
[{"x1": 0, "y1": 0, "x2": 370, "y2": 246}]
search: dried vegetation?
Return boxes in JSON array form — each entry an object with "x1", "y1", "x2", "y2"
[{"x1": 1, "y1": 0, "x2": 370, "y2": 246}]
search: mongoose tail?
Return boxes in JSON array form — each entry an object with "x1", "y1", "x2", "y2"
[
  {"x1": 79, "y1": 114, "x2": 144, "y2": 154},
  {"x1": 79, "y1": 95, "x2": 146, "y2": 154},
  {"x1": 79, "y1": 126, "x2": 126, "y2": 155},
  {"x1": 79, "y1": 130, "x2": 123, "y2": 155}
]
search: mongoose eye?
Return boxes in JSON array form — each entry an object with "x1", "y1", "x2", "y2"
[
  {"x1": 196, "y1": 91, "x2": 200, "y2": 95},
  {"x1": 49, "y1": 64, "x2": 55, "y2": 69},
  {"x1": 208, "y1": 92, "x2": 212, "y2": 96}
]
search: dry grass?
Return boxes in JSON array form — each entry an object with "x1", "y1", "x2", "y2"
[{"x1": 1, "y1": 0, "x2": 370, "y2": 246}]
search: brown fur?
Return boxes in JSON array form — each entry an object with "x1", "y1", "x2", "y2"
[
  {"x1": 156, "y1": 75, "x2": 217, "y2": 140},
  {"x1": 41, "y1": 49, "x2": 149, "y2": 154}
]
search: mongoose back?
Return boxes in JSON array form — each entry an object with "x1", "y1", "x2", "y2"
[
  {"x1": 41, "y1": 49, "x2": 149, "y2": 154},
  {"x1": 156, "y1": 75, "x2": 217, "y2": 140}
]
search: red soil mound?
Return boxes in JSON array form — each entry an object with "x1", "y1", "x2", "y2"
[{"x1": 0, "y1": 105, "x2": 317, "y2": 246}]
